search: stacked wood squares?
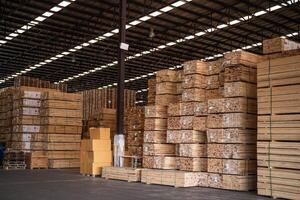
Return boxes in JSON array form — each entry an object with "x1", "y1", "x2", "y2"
[
  {"x1": 155, "y1": 69, "x2": 182, "y2": 106},
  {"x1": 257, "y1": 38, "x2": 300, "y2": 200},
  {"x1": 142, "y1": 51, "x2": 262, "y2": 189},
  {"x1": 206, "y1": 51, "x2": 262, "y2": 191},
  {"x1": 143, "y1": 105, "x2": 176, "y2": 169}
]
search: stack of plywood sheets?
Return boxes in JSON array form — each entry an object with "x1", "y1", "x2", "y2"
[
  {"x1": 41, "y1": 90, "x2": 82, "y2": 168},
  {"x1": 206, "y1": 51, "x2": 261, "y2": 191},
  {"x1": 125, "y1": 106, "x2": 145, "y2": 164},
  {"x1": 143, "y1": 105, "x2": 176, "y2": 169},
  {"x1": 257, "y1": 38, "x2": 300, "y2": 199},
  {"x1": 0, "y1": 87, "x2": 14, "y2": 144},
  {"x1": 80, "y1": 128, "x2": 112, "y2": 176}
]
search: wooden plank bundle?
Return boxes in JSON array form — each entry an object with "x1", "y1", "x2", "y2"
[
  {"x1": 179, "y1": 157, "x2": 207, "y2": 171},
  {"x1": 143, "y1": 131, "x2": 166, "y2": 143},
  {"x1": 155, "y1": 69, "x2": 182, "y2": 106},
  {"x1": 11, "y1": 87, "x2": 45, "y2": 152},
  {"x1": 166, "y1": 130, "x2": 206, "y2": 144},
  {"x1": 80, "y1": 88, "x2": 136, "y2": 121},
  {"x1": 25, "y1": 152, "x2": 48, "y2": 169},
  {"x1": 143, "y1": 103, "x2": 175, "y2": 169},
  {"x1": 102, "y1": 166, "x2": 142, "y2": 182},
  {"x1": 80, "y1": 128, "x2": 112, "y2": 176},
  {"x1": 143, "y1": 144, "x2": 175, "y2": 156},
  {"x1": 41, "y1": 90, "x2": 82, "y2": 168},
  {"x1": 141, "y1": 169, "x2": 202, "y2": 187},
  {"x1": 86, "y1": 108, "x2": 116, "y2": 140},
  {"x1": 143, "y1": 156, "x2": 176, "y2": 169},
  {"x1": 263, "y1": 37, "x2": 300, "y2": 54},
  {"x1": 125, "y1": 107, "x2": 144, "y2": 163},
  {"x1": 257, "y1": 41, "x2": 300, "y2": 199},
  {"x1": 147, "y1": 78, "x2": 156, "y2": 105}
]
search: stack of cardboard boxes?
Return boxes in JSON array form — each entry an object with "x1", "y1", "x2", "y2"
[{"x1": 80, "y1": 128, "x2": 112, "y2": 176}]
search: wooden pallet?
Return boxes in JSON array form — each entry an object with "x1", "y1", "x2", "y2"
[
  {"x1": 102, "y1": 167, "x2": 142, "y2": 182},
  {"x1": 141, "y1": 169, "x2": 202, "y2": 188}
]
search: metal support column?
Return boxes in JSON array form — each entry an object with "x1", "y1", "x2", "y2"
[{"x1": 114, "y1": 0, "x2": 127, "y2": 167}]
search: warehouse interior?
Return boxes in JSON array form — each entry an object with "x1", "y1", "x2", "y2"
[{"x1": 0, "y1": 0, "x2": 300, "y2": 200}]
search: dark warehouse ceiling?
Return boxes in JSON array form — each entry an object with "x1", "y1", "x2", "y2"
[{"x1": 0, "y1": 0, "x2": 299, "y2": 92}]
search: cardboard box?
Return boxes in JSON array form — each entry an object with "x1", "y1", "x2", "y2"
[
  {"x1": 89, "y1": 128, "x2": 111, "y2": 140},
  {"x1": 81, "y1": 139, "x2": 111, "y2": 151},
  {"x1": 81, "y1": 151, "x2": 112, "y2": 163}
]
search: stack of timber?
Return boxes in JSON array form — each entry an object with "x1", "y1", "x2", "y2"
[
  {"x1": 41, "y1": 91, "x2": 82, "y2": 168},
  {"x1": 14, "y1": 76, "x2": 67, "y2": 92},
  {"x1": 25, "y1": 152, "x2": 48, "y2": 169},
  {"x1": 10, "y1": 87, "x2": 44, "y2": 153},
  {"x1": 80, "y1": 128, "x2": 112, "y2": 176},
  {"x1": 143, "y1": 105, "x2": 176, "y2": 169},
  {"x1": 206, "y1": 50, "x2": 261, "y2": 191},
  {"x1": 126, "y1": 106, "x2": 144, "y2": 162},
  {"x1": 155, "y1": 69, "x2": 182, "y2": 106},
  {"x1": 168, "y1": 60, "x2": 210, "y2": 172},
  {"x1": 81, "y1": 88, "x2": 136, "y2": 121},
  {"x1": 257, "y1": 38, "x2": 300, "y2": 200},
  {"x1": 141, "y1": 169, "x2": 202, "y2": 187},
  {"x1": 86, "y1": 108, "x2": 116, "y2": 142},
  {"x1": 147, "y1": 78, "x2": 156, "y2": 105},
  {"x1": 102, "y1": 166, "x2": 142, "y2": 182},
  {"x1": 0, "y1": 87, "x2": 14, "y2": 144}
]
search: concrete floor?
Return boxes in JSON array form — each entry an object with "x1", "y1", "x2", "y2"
[{"x1": 0, "y1": 169, "x2": 271, "y2": 200}]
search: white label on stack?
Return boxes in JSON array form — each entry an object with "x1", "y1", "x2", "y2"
[
  {"x1": 23, "y1": 107, "x2": 39, "y2": 115},
  {"x1": 23, "y1": 125, "x2": 40, "y2": 133},
  {"x1": 24, "y1": 91, "x2": 42, "y2": 99},
  {"x1": 24, "y1": 99, "x2": 41, "y2": 107}
]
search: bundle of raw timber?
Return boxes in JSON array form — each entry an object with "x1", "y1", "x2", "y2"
[
  {"x1": 41, "y1": 90, "x2": 82, "y2": 168},
  {"x1": 143, "y1": 105, "x2": 176, "y2": 169},
  {"x1": 10, "y1": 87, "x2": 45, "y2": 152},
  {"x1": 155, "y1": 69, "x2": 182, "y2": 106},
  {"x1": 0, "y1": 87, "x2": 14, "y2": 144},
  {"x1": 80, "y1": 88, "x2": 136, "y2": 121},
  {"x1": 206, "y1": 50, "x2": 262, "y2": 191},
  {"x1": 125, "y1": 106, "x2": 145, "y2": 167},
  {"x1": 147, "y1": 78, "x2": 156, "y2": 105},
  {"x1": 80, "y1": 128, "x2": 112, "y2": 176},
  {"x1": 257, "y1": 38, "x2": 300, "y2": 200}
]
